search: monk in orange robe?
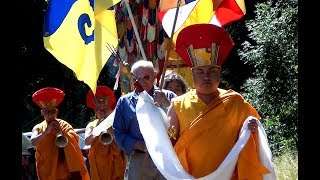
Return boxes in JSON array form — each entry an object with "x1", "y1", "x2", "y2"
[
  {"x1": 85, "y1": 86, "x2": 126, "y2": 180},
  {"x1": 167, "y1": 24, "x2": 274, "y2": 179},
  {"x1": 30, "y1": 87, "x2": 90, "y2": 180}
]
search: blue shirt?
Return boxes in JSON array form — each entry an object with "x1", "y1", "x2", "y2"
[{"x1": 113, "y1": 87, "x2": 176, "y2": 155}]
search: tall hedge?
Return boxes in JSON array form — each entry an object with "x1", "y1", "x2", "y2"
[{"x1": 239, "y1": 0, "x2": 298, "y2": 156}]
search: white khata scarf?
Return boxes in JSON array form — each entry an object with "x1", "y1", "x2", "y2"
[{"x1": 135, "y1": 91, "x2": 276, "y2": 180}]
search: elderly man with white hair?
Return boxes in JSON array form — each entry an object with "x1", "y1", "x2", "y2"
[{"x1": 113, "y1": 60, "x2": 177, "y2": 180}]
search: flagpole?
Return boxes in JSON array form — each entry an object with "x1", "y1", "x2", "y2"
[
  {"x1": 123, "y1": 0, "x2": 147, "y2": 61},
  {"x1": 159, "y1": 0, "x2": 182, "y2": 90}
]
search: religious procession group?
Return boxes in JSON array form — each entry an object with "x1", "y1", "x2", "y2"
[{"x1": 29, "y1": 0, "x2": 277, "y2": 179}]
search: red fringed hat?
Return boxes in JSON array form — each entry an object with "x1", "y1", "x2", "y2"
[
  {"x1": 175, "y1": 24, "x2": 234, "y2": 67},
  {"x1": 32, "y1": 87, "x2": 65, "y2": 109},
  {"x1": 86, "y1": 86, "x2": 116, "y2": 110}
]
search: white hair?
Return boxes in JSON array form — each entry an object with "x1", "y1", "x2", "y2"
[{"x1": 130, "y1": 60, "x2": 155, "y2": 75}]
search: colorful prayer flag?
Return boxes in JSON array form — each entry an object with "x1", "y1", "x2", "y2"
[{"x1": 158, "y1": 0, "x2": 246, "y2": 44}]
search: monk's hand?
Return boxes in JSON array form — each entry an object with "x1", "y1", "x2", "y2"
[
  {"x1": 248, "y1": 118, "x2": 258, "y2": 132},
  {"x1": 168, "y1": 126, "x2": 177, "y2": 140},
  {"x1": 47, "y1": 120, "x2": 60, "y2": 134},
  {"x1": 153, "y1": 90, "x2": 170, "y2": 108}
]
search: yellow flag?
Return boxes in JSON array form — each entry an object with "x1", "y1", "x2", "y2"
[{"x1": 43, "y1": 0, "x2": 120, "y2": 93}]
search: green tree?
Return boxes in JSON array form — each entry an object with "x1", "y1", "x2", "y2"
[{"x1": 238, "y1": 0, "x2": 298, "y2": 156}]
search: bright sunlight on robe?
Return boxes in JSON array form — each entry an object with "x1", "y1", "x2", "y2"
[
  {"x1": 35, "y1": 119, "x2": 90, "y2": 180},
  {"x1": 135, "y1": 89, "x2": 276, "y2": 180},
  {"x1": 88, "y1": 119, "x2": 126, "y2": 180},
  {"x1": 173, "y1": 89, "x2": 271, "y2": 179}
]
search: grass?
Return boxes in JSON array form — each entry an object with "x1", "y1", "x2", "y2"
[{"x1": 273, "y1": 150, "x2": 298, "y2": 180}]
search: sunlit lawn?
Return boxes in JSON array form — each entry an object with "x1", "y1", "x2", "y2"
[{"x1": 273, "y1": 151, "x2": 298, "y2": 180}]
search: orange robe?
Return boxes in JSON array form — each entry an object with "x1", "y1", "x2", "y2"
[
  {"x1": 88, "y1": 119, "x2": 126, "y2": 180},
  {"x1": 172, "y1": 89, "x2": 270, "y2": 179},
  {"x1": 35, "y1": 119, "x2": 90, "y2": 180}
]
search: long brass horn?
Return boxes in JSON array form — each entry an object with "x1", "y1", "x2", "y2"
[
  {"x1": 99, "y1": 130, "x2": 113, "y2": 145},
  {"x1": 55, "y1": 132, "x2": 68, "y2": 148}
]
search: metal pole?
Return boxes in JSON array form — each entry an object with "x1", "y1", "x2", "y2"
[{"x1": 159, "y1": 0, "x2": 181, "y2": 90}]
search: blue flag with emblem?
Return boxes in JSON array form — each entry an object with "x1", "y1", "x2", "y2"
[{"x1": 43, "y1": 0, "x2": 120, "y2": 93}]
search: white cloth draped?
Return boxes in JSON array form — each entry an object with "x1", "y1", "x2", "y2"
[
  {"x1": 92, "y1": 110, "x2": 115, "y2": 137},
  {"x1": 136, "y1": 91, "x2": 276, "y2": 180}
]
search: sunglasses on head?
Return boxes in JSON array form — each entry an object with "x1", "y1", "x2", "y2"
[{"x1": 132, "y1": 75, "x2": 152, "y2": 82}]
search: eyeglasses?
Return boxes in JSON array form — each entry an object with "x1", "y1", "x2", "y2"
[{"x1": 132, "y1": 75, "x2": 152, "y2": 82}]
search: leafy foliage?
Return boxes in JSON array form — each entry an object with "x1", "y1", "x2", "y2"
[{"x1": 239, "y1": 0, "x2": 298, "y2": 156}]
